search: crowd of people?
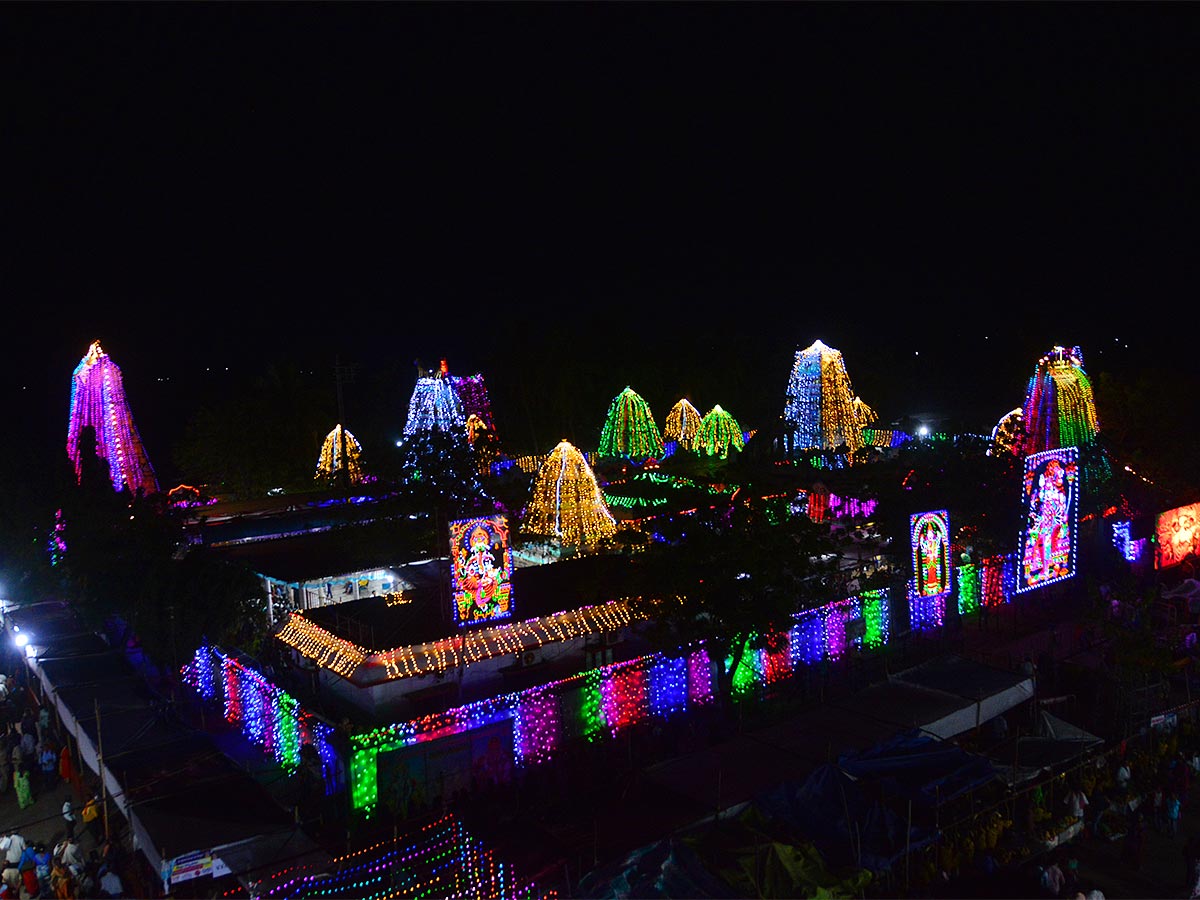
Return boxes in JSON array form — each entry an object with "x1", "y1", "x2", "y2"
[{"x1": 0, "y1": 668, "x2": 127, "y2": 899}]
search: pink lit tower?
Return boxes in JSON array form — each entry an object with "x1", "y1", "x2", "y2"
[{"x1": 66, "y1": 340, "x2": 159, "y2": 496}]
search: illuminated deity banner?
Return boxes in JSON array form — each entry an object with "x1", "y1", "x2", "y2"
[
  {"x1": 1016, "y1": 447, "x2": 1080, "y2": 593},
  {"x1": 598, "y1": 387, "x2": 664, "y2": 460},
  {"x1": 66, "y1": 340, "x2": 159, "y2": 496},
  {"x1": 911, "y1": 510, "x2": 951, "y2": 598},
  {"x1": 450, "y1": 515, "x2": 514, "y2": 627},
  {"x1": 782, "y1": 339, "x2": 865, "y2": 458},
  {"x1": 1156, "y1": 501, "x2": 1200, "y2": 569}
]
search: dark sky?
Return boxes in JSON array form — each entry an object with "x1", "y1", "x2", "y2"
[{"x1": 6, "y1": 3, "x2": 1199, "y2": 473}]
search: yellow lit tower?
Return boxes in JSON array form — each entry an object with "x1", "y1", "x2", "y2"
[
  {"x1": 663, "y1": 398, "x2": 702, "y2": 452},
  {"x1": 315, "y1": 424, "x2": 365, "y2": 486},
  {"x1": 520, "y1": 440, "x2": 618, "y2": 554}
]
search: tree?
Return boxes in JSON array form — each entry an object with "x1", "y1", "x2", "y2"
[
  {"x1": 173, "y1": 362, "x2": 331, "y2": 498},
  {"x1": 629, "y1": 496, "x2": 837, "y2": 720},
  {"x1": 396, "y1": 425, "x2": 492, "y2": 521}
]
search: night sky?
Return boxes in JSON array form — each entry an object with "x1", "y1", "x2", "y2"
[{"x1": 6, "y1": 4, "x2": 1199, "y2": 481}]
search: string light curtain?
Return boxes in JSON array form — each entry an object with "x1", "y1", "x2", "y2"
[
  {"x1": 1020, "y1": 345, "x2": 1100, "y2": 456},
  {"x1": 521, "y1": 440, "x2": 617, "y2": 553},
  {"x1": 315, "y1": 424, "x2": 365, "y2": 485},
  {"x1": 663, "y1": 398, "x2": 702, "y2": 452},
  {"x1": 66, "y1": 340, "x2": 158, "y2": 495},
  {"x1": 402, "y1": 372, "x2": 466, "y2": 437},
  {"x1": 782, "y1": 339, "x2": 865, "y2": 459},
  {"x1": 598, "y1": 387, "x2": 664, "y2": 460},
  {"x1": 696, "y1": 404, "x2": 745, "y2": 458}
]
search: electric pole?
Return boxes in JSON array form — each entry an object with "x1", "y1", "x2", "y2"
[{"x1": 334, "y1": 358, "x2": 357, "y2": 494}]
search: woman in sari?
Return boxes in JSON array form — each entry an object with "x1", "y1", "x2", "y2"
[{"x1": 12, "y1": 764, "x2": 33, "y2": 810}]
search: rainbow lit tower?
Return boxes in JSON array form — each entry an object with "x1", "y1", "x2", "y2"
[
  {"x1": 782, "y1": 339, "x2": 864, "y2": 458},
  {"x1": 1019, "y1": 345, "x2": 1100, "y2": 456},
  {"x1": 66, "y1": 340, "x2": 158, "y2": 495},
  {"x1": 598, "y1": 387, "x2": 664, "y2": 461}
]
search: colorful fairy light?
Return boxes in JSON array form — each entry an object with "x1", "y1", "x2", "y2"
[
  {"x1": 1016, "y1": 447, "x2": 1080, "y2": 593},
  {"x1": 956, "y1": 562, "x2": 980, "y2": 616},
  {"x1": 315, "y1": 424, "x2": 366, "y2": 485},
  {"x1": 981, "y1": 553, "x2": 1016, "y2": 607},
  {"x1": 447, "y1": 370, "x2": 496, "y2": 434},
  {"x1": 520, "y1": 440, "x2": 617, "y2": 553},
  {"x1": 250, "y1": 813, "x2": 552, "y2": 900},
  {"x1": 663, "y1": 398, "x2": 703, "y2": 452},
  {"x1": 782, "y1": 339, "x2": 866, "y2": 460},
  {"x1": 1019, "y1": 346, "x2": 1100, "y2": 456},
  {"x1": 347, "y1": 589, "x2": 893, "y2": 813},
  {"x1": 182, "y1": 644, "x2": 339, "y2": 785},
  {"x1": 597, "y1": 387, "x2": 664, "y2": 461},
  {"x1": 907, "y1": 579, "x2": 947, "y2": 631},
  {"x1": 66, "y1": 340, "x2": 159, "y2": 495},
  {"x1": 696, "y1": 405, "x2": 745, "y2": 458}
]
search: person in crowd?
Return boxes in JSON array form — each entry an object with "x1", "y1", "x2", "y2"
[
  {"x1": 18, "y1": 727, "x2": 35, "y2": 769},
  {"x1": 1152, "y1": 784, "x2": 1167, "y2": 833},
  {"x1": 81, "y1": 795, "x2": 102, "y2": 846},
  {"x1": 0, "y1": 832, "x2": 24, "y2": 900},
  {"x1": 53, "y1": 835, "x2": 82, "y2": 878},
  {"x1": 0, "y1": 833, "x2": 25, "y2": 873},
  {"x1": 18, "y1": 840, "x2": 39, "y2": 900},
  {"x1": 0, "y1": 737, "x2": 9, "y2": 798},
  {"x1": 1115, "y1": 759, "x2": 1132, "y2": 792},
  {"x1": 61, "y1": 797, "x2": 77, "y2": 841},
  {"x1": 49, "y1": 858, "x2": 72, "y2": 900},
  {"x1": 1041, "y1": 856, "x2": 1065, "y2": 897},
  {"x1": 1066, "y1": 783, "x2": 1089, "y2": 823},
  {"x1": 13, "y1": 763, "x2": 34, "y2": 810},
  {"x1": 1168, "y1": 789, "x2": 1183, "y2": 838},
  {"x1": 33, "y1": 844, "x2": 51, "y2": 899},
  {"x1": 97, "y1": 863, "x2": 122, "y2": 898},
  {"x1": 1062, "y1": 855, "x2": 1080, "y2": 898},
  {"x1": 0, "y1": 863, "x2": 17, "y2": 900},
  {"x1": 58, "y1": 745, "x2": 71, "y2": 790},
  {"x1": 39, "y1": 739, "x2": 57, "y2": 793}
]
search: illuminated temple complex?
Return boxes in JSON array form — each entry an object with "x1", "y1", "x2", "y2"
[{"x1": 66, "y1": 340, "x2": 158, "y2": 496}]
